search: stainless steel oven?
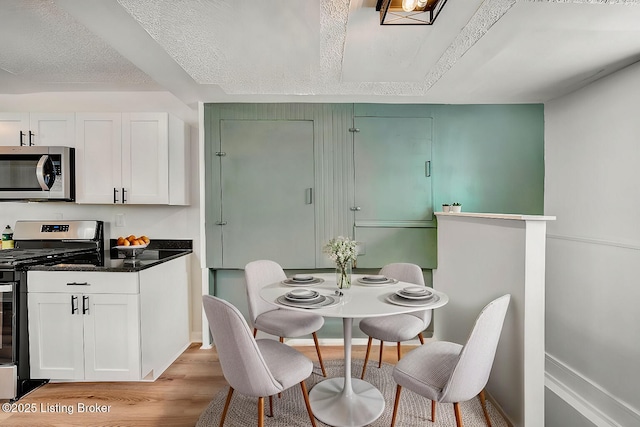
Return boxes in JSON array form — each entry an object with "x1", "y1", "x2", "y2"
[
  {"x1": 0, "y1": 220, "x2": 104, "y2": 400},
  {"x1": 0, "y1": 146, "x2": 75, "y2": 201}
]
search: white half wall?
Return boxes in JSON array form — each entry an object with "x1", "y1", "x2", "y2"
[{"x1": 433, "y1": 212, "x2": 553, "y2": 427}]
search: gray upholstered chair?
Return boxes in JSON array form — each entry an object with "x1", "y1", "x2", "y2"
[
  {"x1": 390, "y1": 294, "x2": 511, "y2": 427},
  {"x1": 244, "y1": 260, "x2": 327, "y2": 377},
  {"x1": 359, "y1": 262, "x2": 431, "y2": 379},
  {"x1": 202, "y1": 295, "x2": 317, "y2": 427}
]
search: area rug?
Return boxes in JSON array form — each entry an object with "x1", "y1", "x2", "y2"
[{"x1": 197, "y1": 359, "x2": 509, "y2": 426}]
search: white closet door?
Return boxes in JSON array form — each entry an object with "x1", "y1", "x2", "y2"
[{"x1": 220, "y1": 120, "x2": 315, "y2": 269}]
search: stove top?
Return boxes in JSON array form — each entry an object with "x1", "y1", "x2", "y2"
[
  {"x1": 0, "y1": 220, "x2": 105, "y2": 270},
  {"x1": 0, "y1": 247, "x2": 100, "y2": 269}
]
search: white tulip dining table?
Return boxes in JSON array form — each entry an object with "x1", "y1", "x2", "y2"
[{"x1": 260, "y1": 272, "x2": 449, "y2": 427}]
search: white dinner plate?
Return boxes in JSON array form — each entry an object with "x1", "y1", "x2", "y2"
[
  {"x1": 386, "y1": 293, "x2": 440, "y2": 307},
  {"x1": 357, "y1": 277, "x2": 398, "y2": 286},
  {"x1": 281, "y1": 278, "x2": 324, "y2": 286},
  {"x1": 363, "y1": 275, "x2": 387, "y2": 281},
  {"x1": 395, "y1": 290, "x2": 434, "y2": 300},
  {"x1": 285, "y1": 290, "x2": 322, "y2": 302},
  {"x1": 401, "y1": 286, "x2": 430, "y2": 295},
  {"x1": 276, "y1": 294, "x2": 340, "y2": 309}
]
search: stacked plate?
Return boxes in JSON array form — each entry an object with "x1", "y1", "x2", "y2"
[
  {"x1": 285, "y1": 289, "x2": 322, "y2": 303},
  {"x1": 282, "y1": 274, "x2": 324, "y2": 286},
  {"x1": 358, "y1": 275, "x2": 397, "y2": 285},
  {"x1": 397, "y1": 286, "x2": 433, "y2": 300},
  {"x1": 386, "y1": 286, "x2": 438, "y2": 307},
  {"x1": 276, "y1": 289, "x2": 339, "y2": 309}
]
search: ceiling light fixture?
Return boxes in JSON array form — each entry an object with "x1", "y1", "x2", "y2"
[{"x1": 377, "y1": 0, "x2": 448, "y2": 25}]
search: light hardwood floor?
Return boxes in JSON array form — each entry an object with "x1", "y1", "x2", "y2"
[{"x1": 0, "y1": 342, "x2": 415, "y2": 426}]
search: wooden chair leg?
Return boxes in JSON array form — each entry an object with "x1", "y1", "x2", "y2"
[
  {"x1": 479, "y1": 389, "x2": 492, "y2": 427},
  {"x1": 312, "y1": 332, "x2": 327, "y2": 377},
  {"x1": 453, "y1": 402, "x2": 463, "y2": 427},
  {"x1": 300, "y1": 381, "x2": 318, "y2": 427},
  {"x1": 431, "y1": 400, "x2": 436, "y2": 422},
  {"x1": 257, "y1": 396, "x2": 264, "y2": 427},
  {"x1": 268, "y1": 395, "x2": 273, "y2": 417},
  {"x1": 397, "y1": 342, "x2": 401, "y2": 361},
  {"x1": 390, "y1": 385, "x2": 402, "y2": 427},
  {"x1": 253, "y1": 328, "x2": 257, "y2": 338},
  {"x1": 219, "y1": 387, "x2": 234, "y2": 427},
  {"x1": 277, "y1": 340, "x2": 284, "y2": 398},
  {"x1": 378, "y1": 340, "x2": 384, "y2": 368},
  {"x1": 361, "y1": 337, "x2": 372, "y2": 379},
  {"x1": 418, "y1": 332, "x2": 425, "y2": 345}
]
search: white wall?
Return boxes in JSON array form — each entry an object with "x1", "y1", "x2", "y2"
[
  {"x1": 0, "y1": 91, "x2": 203, "y2": 342},
  {"x1": 545, "y1": 62, "x2": 640, "y2": 426}
]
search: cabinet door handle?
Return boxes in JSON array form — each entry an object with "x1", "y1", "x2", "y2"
[
  {"x1": 20, "y1": 131, "x2": 26, "y2": 146},
  {"x1": 67, "y1": 282, "x2": 89, "y2": 286},
  {"x1": 350, "y1": 206, "x2": 362, "y2": 211},
  {"x1": 113, "y1": 188, "x2": 119, "y2": 204},
  {"x1": 29, "y1": 130, "x2": 35, "y2": 146},
  {"x1": 305, "y1": 188, "x2": 313, "y2": 205},
  {"x1": 425, "y1": 160, "x2": 431, "y2": 177},
  {"x1": 122, "y1": 188, "x2": 127, "y2": 204},
  {"x1": 71, "y1": 295, "x2": 78, "y2": 314},
  {"x1": 82, "y1": 296, "x2": 89, "y2": 315}
]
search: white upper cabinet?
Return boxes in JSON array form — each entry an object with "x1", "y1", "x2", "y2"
[
  {"x1": 0, "y1": 113, "x2": 75, "y2": 147},
  {"x1": 75, "y1": 113, "x2": 123, "y2": 204},
  {"x1": 75, "y1": 112, "x2": 189, "y2": 205},
  {"x1": 122, "y1": 113, "x2": 169, "y2": 204}
]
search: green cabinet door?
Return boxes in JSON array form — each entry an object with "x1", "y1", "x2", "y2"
[
  {"x1": 220, "y1": 120, "x2": 316, "y2": 269},
  {"x1": 353, "y1": 116, "x2": 435, "y2": 268}
]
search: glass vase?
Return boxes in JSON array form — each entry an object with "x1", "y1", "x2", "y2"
[{"x1": 335, "y1": 261, "x2": 352, "y2": 290}]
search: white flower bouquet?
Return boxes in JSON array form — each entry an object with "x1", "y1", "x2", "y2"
[{"x1": 323, "y1": 236, "x2": 357, "y2": 289}]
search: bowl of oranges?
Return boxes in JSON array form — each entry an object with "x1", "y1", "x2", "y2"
[{"x1": 115, "y1": 235, "x2": 151, "y2": 258}]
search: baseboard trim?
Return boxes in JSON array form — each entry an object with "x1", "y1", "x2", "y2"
[
  {"x1": 485, "y1": 390, "x2": 514, "y2": 427},
  {"x1": 545, "y1": 353, "x2": 640, "y2": 427}
]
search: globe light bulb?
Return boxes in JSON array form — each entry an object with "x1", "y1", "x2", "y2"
[
  {"x1": 417, "y1": 0, "x2": 428, "y2": 7},
  {"x1": 402, "y1": 0, "x2": 417, "y2": 12}
]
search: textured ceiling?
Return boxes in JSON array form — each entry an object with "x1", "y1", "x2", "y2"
[
  {"x1": 1, "y1": 0, "x2": 640, "y2": 105},
  {"x1": 0, "y1": 0, "x2": 160, "y2": 91}
]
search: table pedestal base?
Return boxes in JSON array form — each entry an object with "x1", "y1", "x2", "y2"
[
  {"x1": 308, "y1": 317, "x2": 385, "y2": 426},
  {"x1": 309, "y1": 377, "x2": 385, "y2": 427}
]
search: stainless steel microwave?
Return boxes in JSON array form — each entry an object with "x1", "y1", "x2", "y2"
[{"x1": 0, "y1": 146, "x2": 75, "y2": 201}]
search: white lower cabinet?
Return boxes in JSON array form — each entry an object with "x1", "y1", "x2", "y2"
[
  {"x1": 28, "y1": 292, "x2": 140, "y2": 381},
  {"x1": 27, "y1": 256, "x2": 189, "y2": 382}
]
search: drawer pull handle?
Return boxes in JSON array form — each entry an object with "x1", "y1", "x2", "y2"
[{"x1": 67, "y1": 282, "x2": 89, "y2": 286}]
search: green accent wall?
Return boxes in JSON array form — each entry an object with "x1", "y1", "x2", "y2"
[
  {"x1": 432, "y1": 104, "x2": 544, "y2": 214},
  {"x1": 203, "y1": 103, "x2": 545, "y2": 335}
]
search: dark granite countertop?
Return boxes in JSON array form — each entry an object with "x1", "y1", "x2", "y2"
[{"x1": 27, "y1": 240, "x2": 192, "y2": 273}]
